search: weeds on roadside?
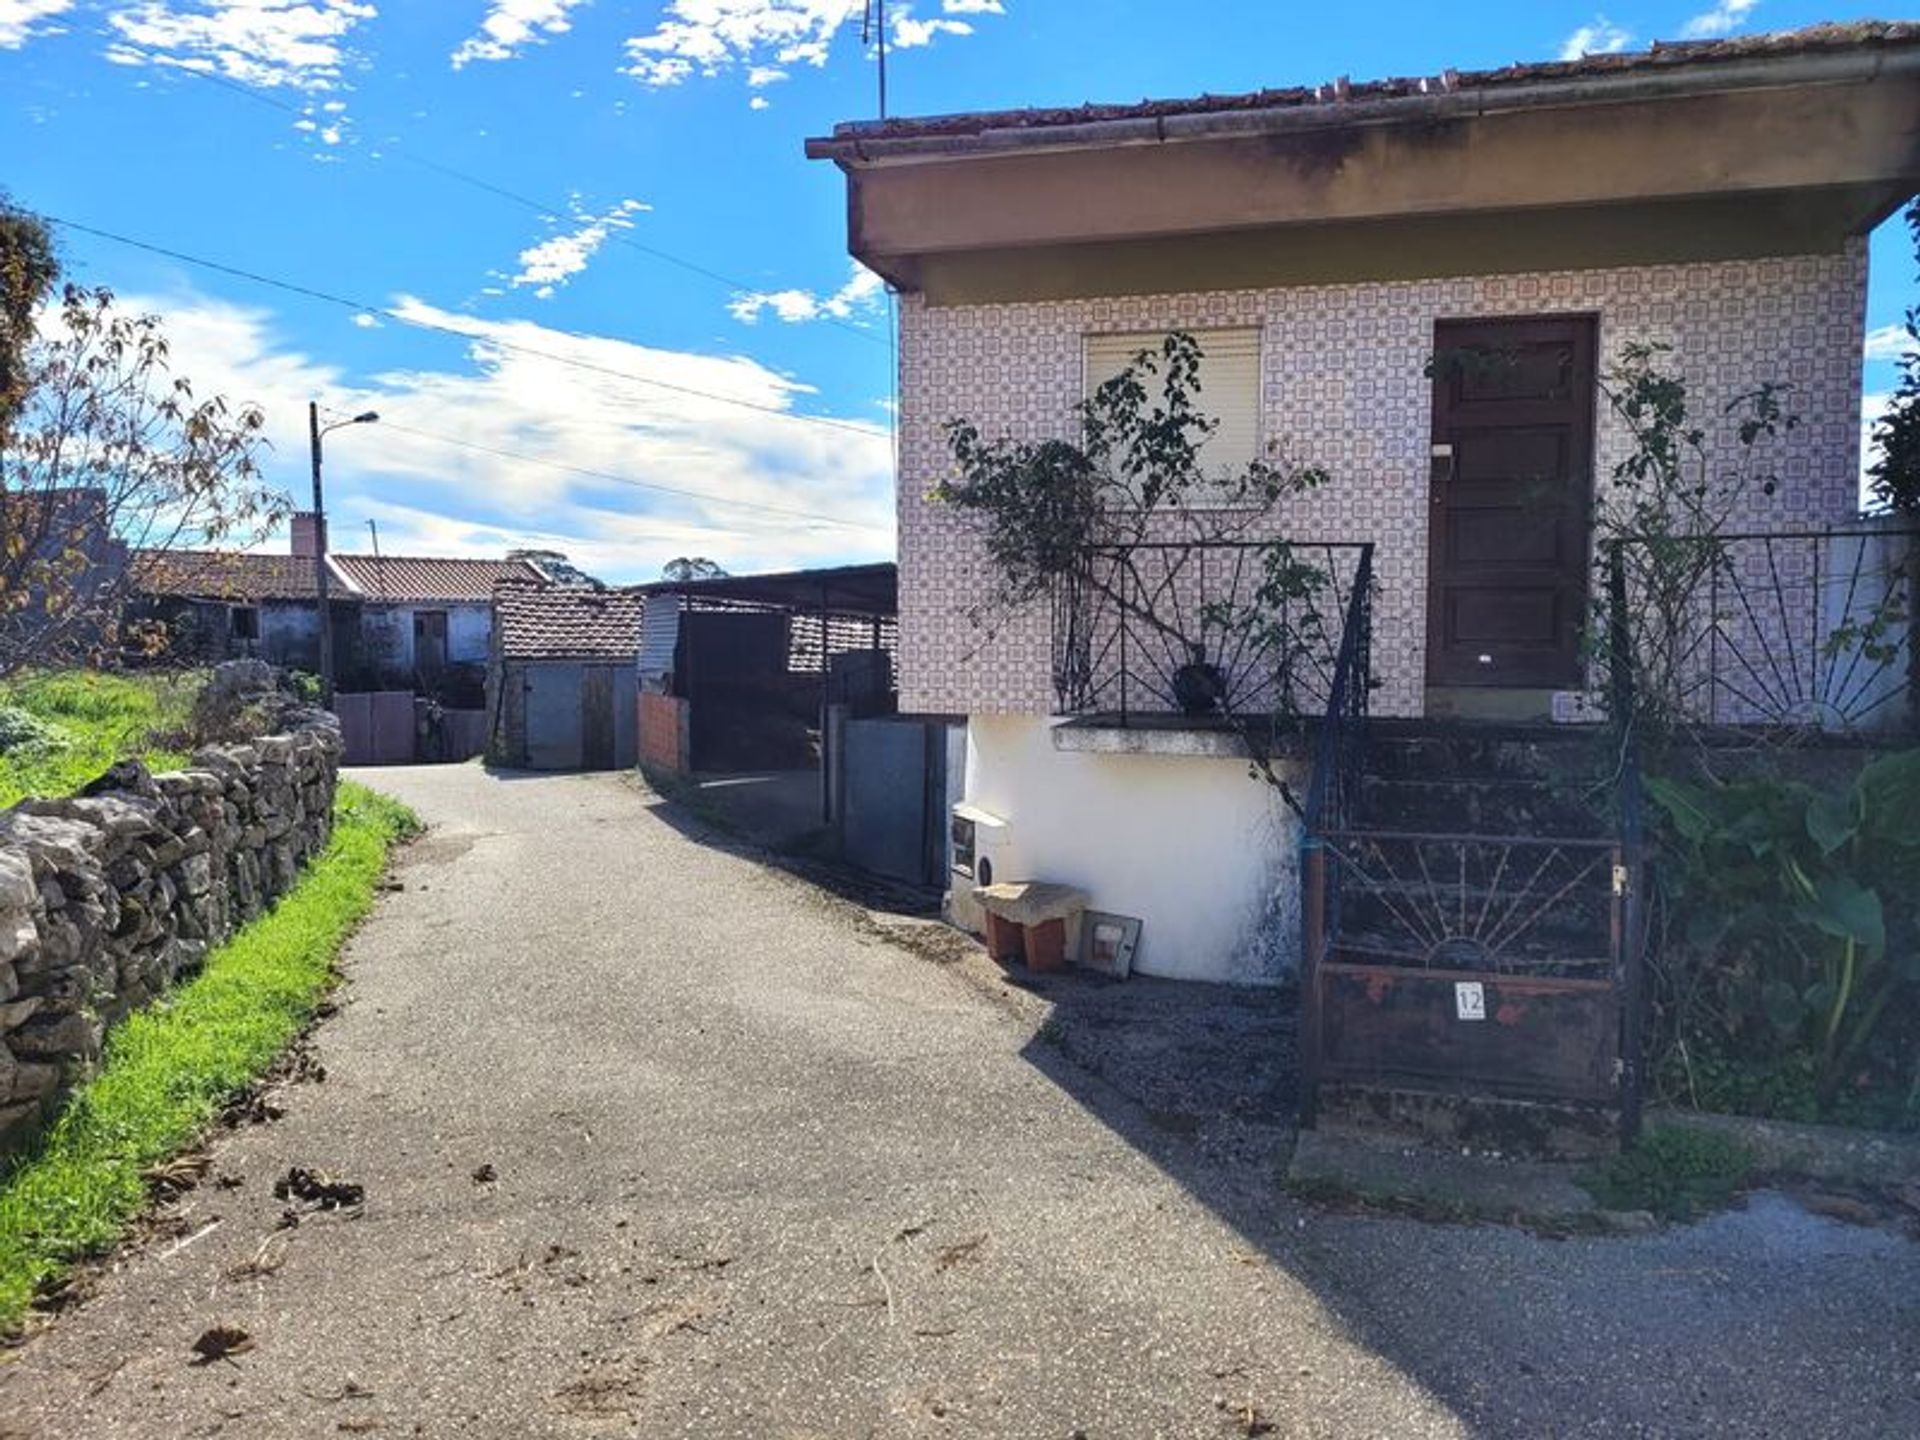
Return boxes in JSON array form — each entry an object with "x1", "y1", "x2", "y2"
[{"x1": 0, "y1": 782, "x2": 418, "y2": 1333}]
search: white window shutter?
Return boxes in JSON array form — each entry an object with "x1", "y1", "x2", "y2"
[{"x1": 1084, "y1": 328, "x2": 1262, "y2": 483}]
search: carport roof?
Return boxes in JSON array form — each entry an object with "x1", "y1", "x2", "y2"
[
  {"x1": 636, "y1": 562, "x2": 896, "y2": 616},
  {"x1": 495, "y1": 581, "x2": 646, "y2": 660}
]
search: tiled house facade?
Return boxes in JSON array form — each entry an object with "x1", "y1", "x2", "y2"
[{"x1": 896, "y1": 247, "x2": 1869, "y2": 720}]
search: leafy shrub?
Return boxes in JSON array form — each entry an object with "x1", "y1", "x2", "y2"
[
  {"x1": 0, "y1": 703, "x2": 68, "y2": 756},
  {"x1": 1647, "y1": 750, "x2": 1920, "y2": 1125},
  {"x1": 1583, "y1": 1126, "x2": 1754, "y2": 1220}
]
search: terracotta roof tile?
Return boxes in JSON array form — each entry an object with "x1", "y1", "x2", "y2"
[
  {"x1": 495, "y1": 581, "x2": 645, "y2": 661},
  {"x1": 130, "y1": 550, "x2": 321, "y2": 602},
  {"x1": 329, "y1": 554, "x2": 544, "y2": 602},
  {"x1": 818, "y1": 22, "x2": 1920, "y2": 144}
]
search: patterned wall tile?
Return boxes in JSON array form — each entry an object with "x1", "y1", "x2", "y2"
[{"x1": 896, "y1": 244, "x2": 1869, "y2": 718}]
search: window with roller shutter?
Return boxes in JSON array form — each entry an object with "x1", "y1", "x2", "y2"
[{"x1": 1082, "y1": 328, "x2": 1262, "y2": 500}]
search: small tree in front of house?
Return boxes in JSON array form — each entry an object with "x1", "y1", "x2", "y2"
[
  {"x1": 1, "y1": 210, "x2": 287, "y2": 679},
  {"x1": 934, "y1": 331, "x2": 1344, "y2": 808}
]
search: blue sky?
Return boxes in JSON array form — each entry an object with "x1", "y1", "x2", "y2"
[{"x1": 0, "y1": 0, "x2": 1912, "y2": 581}]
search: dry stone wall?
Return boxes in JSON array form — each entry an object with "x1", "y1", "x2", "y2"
[{"x1": 0, "y1": 664, "x2": 342, "y2": 1152}]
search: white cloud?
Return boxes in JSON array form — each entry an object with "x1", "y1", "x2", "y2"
[
  {"x1": 104, "y1": 1, "x2": 376, "y2": 91},
  {"x1": 942, "y1": 0, "x2": 1000, "y2": 12},
  {"x1": 892, "y1": 12, "x2": 967, "y2": 48},
  {"x1": 102, "y1": 287, "x2": 892, "y2": 579},
  {"x1": 0, "y1": 0, "x2": 72, "y2": 50},
  {"x1": 1861, "y1": 389, "x2": 1890, "y2": 501},
  {"x1": 1864, "y1": 324, "x2": 1916, "y2": 363},
  {"x1": 350, "y1": 311, "x2": 381, "y2": 328},
  {"x1": 1559, "y1": 15, "x2": 1630, "y2": 61},
  {"x1": 506, "y1": 196, "x2": 648, "y2": 298},
  {"x1": 745, "y1": 63, "x2": 785, "y2": 85},
  {"x1": 451, "y1": 0, "x2": 589, "y2": 69},
  {"x1": 623, "y1": 0, "x2": 991, "y2": 89},
  {"x1": 729, "y1": 262, "x2": 884, "y2": 325},
  {"x1": 1679, "y1": 0, "x2": 1759, "y2": 40},
  {"x1": 748, "y1": 94, "x2": 770, "y2": 110}
]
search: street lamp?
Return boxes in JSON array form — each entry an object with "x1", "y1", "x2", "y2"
[{"x1": 308, "y1": 403, "x2": 379, "y2": 707}]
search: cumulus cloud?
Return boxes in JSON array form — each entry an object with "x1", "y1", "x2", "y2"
[
  {"x1": 104, "y1": 0, "x2": 376, "y2": 91},
  {"x1": 450, "y1": 0, "x2": 590, "y2": 68},
  {"x1": 1559, "y1": 15, "x2": 1630, "y2": 61},
  {"x1": 1679, "y1": 0, "x2": 1759, "y2": 40},
  {"x1": 623, "y1": 0, "x2": 992, "y2": 90},
  {"x1": 0, "y1": 0, "x2": 73, "y2": 50},
  {"x1": 107, "y1": 286, "x2": 892, "y2": 578},
  {"x1": 1864, "y1": 323, "x2": 1916, "y2": 363},
  {"x1": 729, "y1": 262, "x2": 884, "y2": 325},
  {"x1": 506, "y1": 197, "x2": 648, "y2": 298}
]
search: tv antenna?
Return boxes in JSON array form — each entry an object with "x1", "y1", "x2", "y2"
[{"x1": 861, "y1": 0, "x2": 888, "y2": 118}]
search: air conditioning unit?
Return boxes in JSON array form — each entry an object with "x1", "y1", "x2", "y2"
[{"x1": 946, "y1": 801, "x2": 1017, "y2": 935}]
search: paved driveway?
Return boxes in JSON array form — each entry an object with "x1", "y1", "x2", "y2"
[{"x1": 3, "y1": 766, "x2": 1915, "y2": 1438}]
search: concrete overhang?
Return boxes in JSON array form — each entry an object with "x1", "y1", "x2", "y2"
[{"x1": 808, "y1": 43, "x2": 1920, "y2": 303}]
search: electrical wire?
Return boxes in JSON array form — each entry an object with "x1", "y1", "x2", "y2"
[
  {"x1": 43, "y1": 214, "x2": 886, "y2": 441},
  {"x1": 178, "y1": 65, "x2": 889, "y2": 350}
]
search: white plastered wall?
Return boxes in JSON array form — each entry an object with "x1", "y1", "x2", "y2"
[{"x1": 962, "y1": 715, "x2": 1303, "y2": 984}]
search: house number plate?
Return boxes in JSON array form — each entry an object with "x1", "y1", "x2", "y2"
[{"x1": 1454, "y1": 981, "x2": 1486, "y2": 1022}]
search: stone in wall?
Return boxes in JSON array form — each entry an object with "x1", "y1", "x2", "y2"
[{"x1": 0, "y1": 663, "x2": 342, "y2": 1151}]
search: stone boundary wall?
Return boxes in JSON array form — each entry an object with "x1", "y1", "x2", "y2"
[{"x1": 0, "y1": 669, "x2": 342, "y2": 1152}]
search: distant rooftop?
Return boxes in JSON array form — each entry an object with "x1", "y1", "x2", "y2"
[
  {"x1": 131, "y1": 550, "x2": 546, "y2": 604},
  {"x1": 131, "y1": 551, "x2": 321, "y2": 603},
  {"x1": 810, "y1": 22, "x2": 1920, "y2": 150},
  {"x1": 495, "y1": 581, "x2": 646, "y2": 661},
  {"x1": 328, "y1": 553, "x2": 545, "y2": 603}
]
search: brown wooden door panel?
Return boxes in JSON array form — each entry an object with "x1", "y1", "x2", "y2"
[{"x1": 1427, "y1": 317, "x2": 1597, "y2": 689}]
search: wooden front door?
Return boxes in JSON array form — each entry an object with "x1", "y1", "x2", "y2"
[{"x1": 1426, "y1": 316, "x2": 1597, "y2": 689}]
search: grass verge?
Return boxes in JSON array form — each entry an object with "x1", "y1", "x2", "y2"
[
  {"x1": 0, "y1": 780, "x2": 418, "y2": 1334},
  {"x1": 0, "y1": 670, "x2": 201, "y2": 809}
]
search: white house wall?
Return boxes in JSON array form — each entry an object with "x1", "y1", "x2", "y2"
[
  {"x1": 963, "y1": 715, "x2": 1302, "y2": 983},
  {"x1": 896, "y1": 245, "x2": 1869, "y2": 718}
]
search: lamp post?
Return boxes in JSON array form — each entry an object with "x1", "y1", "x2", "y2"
[{"x1": 308, "y1": 403, "x2": 379, "y2": 707}]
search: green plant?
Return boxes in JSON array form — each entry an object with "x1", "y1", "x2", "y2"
[
  {"x1": 1582, "y1": 1125, "x2": 1754, "y2": 1220},
  {"x1": 0, "y1": 670, "x2": 199, "y2": 807},
  {"x1": 0, "y1": 782, "x2": 417, "y2": 1331},
  {"x1": 1647, "y1": 749, "x2": 1920, "y2": 1114},
  {"x1": 935, "y1": 332, "x2": 1339, "y2": 805}
]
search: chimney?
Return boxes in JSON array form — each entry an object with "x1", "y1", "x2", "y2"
[{"x1": 290, "y1": 512, "x2": 326, "y2": 558}]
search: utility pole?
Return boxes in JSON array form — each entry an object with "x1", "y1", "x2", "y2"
[
  {"x1": 309, "y1": 401, "x2": 334, "y2": 708},
  {"x1": 307, "y1": 403, "x2": 380, "y2": 709}
]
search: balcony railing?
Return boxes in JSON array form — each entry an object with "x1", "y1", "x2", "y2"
[
  {"x1": 1049, "y1": 539, "x2": 1375, "y2": 727},
  {"x1": 1603, "y1": 525, "x2": 1919, "y2": 738}
]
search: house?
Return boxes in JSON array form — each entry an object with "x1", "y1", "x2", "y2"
[
  {"x1": 808, "y1": 23, "x2": 1920, "y2": 1003},
  {"x1": 488, "y1": 580, "x2": 645, "y2": 771},
  {"x1": 129, "y1": 513, "x2": 545, "y2": 704}
]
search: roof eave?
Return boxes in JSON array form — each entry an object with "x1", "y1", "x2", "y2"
[{"x1": 805, "y1": 45, "x2": 1920, "y2": 164}]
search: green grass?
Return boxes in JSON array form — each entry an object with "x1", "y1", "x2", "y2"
[
  {"x1": 0, "y1": 670, "x2": 202, "y2": 809},
  {"x1": 1581, "y1": 1125, "x2": 1756, "y2": 1221},
  {"x1": 0, "y1": 781, "x2": 418, "y2": 1333}
]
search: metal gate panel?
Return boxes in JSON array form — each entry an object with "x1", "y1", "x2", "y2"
[
  {"x1": 843, "y1": 718, "x2": 944, "y2": 886},
  {"x1": 525, "y1": 663, "x2": 584, "y2": 770}
]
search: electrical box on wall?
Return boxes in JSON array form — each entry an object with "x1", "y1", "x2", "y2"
[{"x1": 947, "y1": 801, "x2": 1016, "y2": 935}]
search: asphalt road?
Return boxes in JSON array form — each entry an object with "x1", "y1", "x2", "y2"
[{"x1": 2, "y1": 765, "x2": 1915, "y2": 1439}]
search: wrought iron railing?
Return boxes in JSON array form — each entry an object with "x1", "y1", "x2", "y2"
[
  {"x1": 1050, "y1": 539, "x2": 1374, "y2": 726},
  {"x1": 1604, "y1": 526, "x2": 1919, "y2": 738}
]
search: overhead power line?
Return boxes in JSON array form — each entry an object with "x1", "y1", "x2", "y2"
[
  {"x1": 44, "y1": 214, "x2": 887, "y2": 442},
  {"x1": 179, "y1": 65, "x2": 889, "y2": 350},
  {"x1": 328, "y1": 408, "x2": 882, "y2": 533}
]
